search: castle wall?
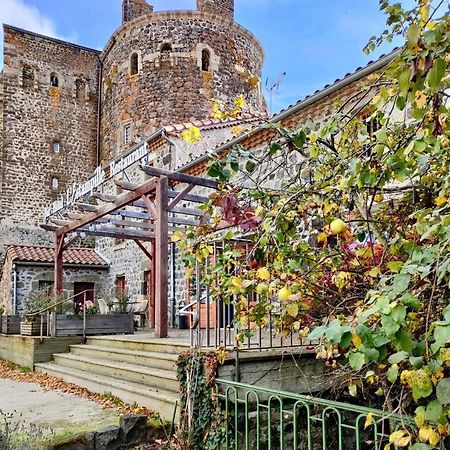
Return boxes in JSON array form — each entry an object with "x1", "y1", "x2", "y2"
[
  {"x1": 100, "y1": 11, "x2": 265, "y2": 162},
  {"x1": 197, "y1": 0, "x2": 234, "y2": 21},
  {"x1": 0, "y1": 26, "x2": 100, "y2": 255}
]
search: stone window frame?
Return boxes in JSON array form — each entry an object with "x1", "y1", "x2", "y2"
[
  {"x1": 122, "y1": 122, "x2": 132, "y2": 146},
  {"x1": 50, "y1": 72, "x2": 60, "y2": 88},
  {"x1": 196, "y1": 43, "x2": 219, "y2": 72},
  {"x1": 51, "y1": 176, "x2": 59, "y2": 190},
  {"x1": 129, "y1": 50, "x2": 142, "y2": 77},
  {"x1": 22, "y1": 65, "x2": 35, "y2": 90},
  {"x1": 52, "y1": 140, "x2": 62, "y2": 154}
]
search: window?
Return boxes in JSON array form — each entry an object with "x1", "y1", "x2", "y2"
[
  {"x1": 22, "y1": 66, "x2": 34, "y2": 89},
  {"x1": 161, "y1": 43, "x2": 172, "y2": 55},
  {"x1": 75, "y1": 79, "x2": 84, "y2": 99},
  {"x1": 202, "y1": 49, "x2": 211, "y2": 72},
  {"x1": 51, "y1": 177, "x2": 59, "y2": 189},
  {"x1": 53, "y1": 141, "x2": 61, "y2": 154},
  {"x1": 39, "y1": 280, "x2": 54, "y2": 296},
  {"x1": 115, "y1": 276, "x2": 126, "y2": 296},
  {"x1": 123, "y1": 124, "x2": 131, "y2": 145},
  {"x1": 50, "y1": 73, "x2": 59, "y2": 87},
  {"x1": 130, "y1": 53, "x2": 139, "y2": 76}
]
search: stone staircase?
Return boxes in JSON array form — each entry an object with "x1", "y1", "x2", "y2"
[{"x1": 35, "y1": 336, "x2": 189, "y2": 421}]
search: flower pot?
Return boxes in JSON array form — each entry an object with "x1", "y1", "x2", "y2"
[
  {"x1": 20, "y1": 320, "x2": 48, "y2": 336},
  {"x1": 1, "y1": 315, "x2": 21, "y2": 334}
]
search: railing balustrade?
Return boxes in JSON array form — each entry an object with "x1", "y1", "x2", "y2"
[{"x1": 214, "y1": 379, "x2": 413, "y2": 450}]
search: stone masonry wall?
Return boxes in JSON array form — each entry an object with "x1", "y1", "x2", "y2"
[
  {"x1": 197, "y1": 0, "x2": 234, "y2": 21},
  {"x1": 122, "y1": 0, "x2": 154, "y2": 24},
  {"x1": 0, "y1": 251, "x2": 13, "y2": 314},
  {"x1": 0, "y1": 26, "x2": 100, "y2": 256},
  {"x1": 9, "y1": 265, "x2": 108, "y2": 314},
  {"x1": 100, "y1": 11, "x2": 265, "y2": 161}
]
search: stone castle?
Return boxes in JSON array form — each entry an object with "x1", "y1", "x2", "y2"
[{"x1": 0, "y1": 0, "x2": 266, "y2": 256}]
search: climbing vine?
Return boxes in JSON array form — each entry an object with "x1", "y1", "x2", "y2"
[
  {"x1": 172, "y1": 352, "x2": 226, "y2": 450},
  {"x1": 178, "y1": 1, "x2": 450, "y2": 448}
]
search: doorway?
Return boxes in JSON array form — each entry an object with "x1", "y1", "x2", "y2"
[{"x1": 74, "y1": 282, "x2": 95, "y2": 313}]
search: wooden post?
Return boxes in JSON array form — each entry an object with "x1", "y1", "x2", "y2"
[
  {"x1": 54, "y1": 234, "x2": 64, "y2": 295},
  {"x1": 150, "y1": 239, "x2": 156, "y2": 329},
  {"x1": 155, "y1": 176, "x2": 169, "y2": 338}
]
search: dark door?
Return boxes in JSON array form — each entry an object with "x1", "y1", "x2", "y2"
[{"x1": 74, "y1": 282, "x2": 95, "y2": 313}]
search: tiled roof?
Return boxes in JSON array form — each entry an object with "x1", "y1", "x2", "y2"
[
  {"x1": 6, "y1": 245, "x2": 108, "y2": 267},
  {"x1": 177, "y1": 49, "x2": 402, "y2": 173},
  {"x1": 162, "y1": 112, "x2": 266, "y2": 134}
]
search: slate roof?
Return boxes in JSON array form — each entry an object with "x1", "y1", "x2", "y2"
[{"x1": 6, "y1": 245, "x2": 109, "y2": 267}]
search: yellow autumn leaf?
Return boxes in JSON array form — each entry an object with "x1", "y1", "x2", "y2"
[
  {"x1": 231, "y1": 277, "x2": 242, "y2": 287},
  {"x1": 435, "y1": 196, "x2": 447, "y2": 206},
  {"x1": 389, "y1": 430, "x2": 411, "y2": 447},
  {"x1": 352, "y1": 334, "x2": 362, "y2": 347},
  {"x1": 419, "y1": 426, "x2": 441, "y2": 446},
  {"x1": 383, "y1": 445, "x2": 391, "y2": 450},
  {"x1": 171, "y1": 231, "x2": 185, "y2": 243},
  {"x1": 233, "y1": 94, "x2": 246, "y2": 110},
  {"x1": 257, "y1": 267, "x2": 270, "y2": 281},
  {"x1": 317, "y1": 232, "x2": 328, "y2": 244},
  {"x1": 255, "y1": 206, "x2": 264, "y2": 217},
  {"x1": 366, "y1": 266, "x2": 381, "y2": 278},
  {"x1": 231, "y1": 125, "x2": 244, "y2": 136},
  {"x1": 309, "y1": 132, "x2": 318, "y2": 143},
  {"x1": 415, "y1": 90, "x2": 427, "y2": 109},
  {"x1": 182, "y1": 126, "x2": 202, "y2": 143},
  {"x1": 364, "y1": 412, "x2": 374, "y2": 429},
  {"x1": 420, "y1": 5, "x2": 430, "y2": 24}
]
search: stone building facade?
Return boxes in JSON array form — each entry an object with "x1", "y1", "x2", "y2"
[{"x1": 0, "y1": 0, "x2": 266, "y2": 259}]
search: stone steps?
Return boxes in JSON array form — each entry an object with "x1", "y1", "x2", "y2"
[
  {"x1": 34, "y1": 362, "x2": 179, "y2": 422},
  {"x1": 34, "y1": 335, "x2": 185, "y2": 422},
  {"x1": 69, "y1": 344, "x2": 178, "y2": 371}
]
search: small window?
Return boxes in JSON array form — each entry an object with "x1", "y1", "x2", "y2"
[
  {"x1": 22, "y1": 66, "x2": 34, "y2": 89},
  {"x1": 202, "y1": 49, "x2": 211, "y2": 72},
  {"x1": 123, "y1": 124, "x2": 131, "y2": 145},
  {"x1": 130, "y1": 53, "x2": 139, "y2": 76},
  {"x1": 51, "y1": 177, "x2": 59, "y2": 189},
  {"x1": 50, "y1": 73, "x2": 59, "y2": 87},
  {"x1": 53, "y1": 141, "x2": 61, "y2": 154},
  {"x1": 115, "y1": 276, "x2": 126, "y2": 296},
  {"x1": 75, "y1": 79, "x2": 84, "y2": 99},
  {"x1": 161, "y1": 43, "x2": 172, "y2": 55}
]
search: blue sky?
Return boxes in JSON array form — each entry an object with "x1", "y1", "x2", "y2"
[{"x1": 0, "y1": 0, "x2": 406, "y2": 113}]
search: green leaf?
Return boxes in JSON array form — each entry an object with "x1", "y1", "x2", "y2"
[
  {"x1": 387, "y1": 261, "x2": 403, "y2": 273},
  {"x1": 381, "y1": 314, "x2": 400, "y2": 336},
  {"x1": 391, "y1": 274, "x2": 410, "y2": 295},
  {"x1": 387, "y1": 365, "x2": 399, "y2": 382},
  {"x1": 398, "y1": 69, "x2": 411, "y2": 97},
  {"x1": 431, "y1": 324, "x2": 450, "y2": 354},
  {"x1": 409, "y1": 357, "x2": 424, "y2": 369},
  {"x1": 365, "y1": 348, "x2": 380, "y2": 362},
  {"x1": 348, "y1": 351, "x2": 366, "y2": 370},
  {"x1": 409, "y1": 444, "x2": 431, "y2": 450},
  {"x1": 349, "y1": 384, "x2": 357, "y2": 397},
  {"x1": 340, "y1": 331, "x2": 353, "y2": 349},
  {"x1": 425, "y1": 400, "x2": 443, "y2": 423},
  {"x1": 292, "y1": 130, "x2": 307, "y2": 148},
  {"x1": 286, "y1": 303, "x2": 299, "y2": 318},
  {"x1": 436, "y1": 378, "x2": 450, "y2": 405},
  {"x1": 411, "y1": 369, "x2": 433, "y2": 401},
  {"x1": 396, "y1": 96, "x2": 406, "y2": 111},
  {"x1": 245, "y1": 160, "x2": 256, "y2": 173},
  {"x1": 325, "y1": 319, "x2": 342, "y2": 344},
  {"x1": 400, "y1": 293, "x2": 421, "y2": 309},
  {"x1": 427, "y1": 58, "x2": 446, "y2": 90},
  {"x1": 394, "y1": 330, "x2": 414, "y2": 352},
  {"x1": 308, "y1": 326, "x2": 326, "y2": 341},
  {"x1": 388, "y1": 351, "x2": 409, "y2": 364},
  {"x1": 406, "y1": 23, "x2": 421, "y2": 47}
]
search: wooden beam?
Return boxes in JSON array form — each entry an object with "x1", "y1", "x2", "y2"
[
  {"x1": 91, "y1": 192, "x2": 116, "y2": 203},
  {"x1": 113, "y1": 210, "x2": 198, "y2": 227},
  {"x1": 134, "y1": 239, "x2": 153, "y2": 261},
  {"x1": 168, "y1": 190, "x2": 209, "y2": 204},
  {"x1": 115, "y1": 180, "x2": 139, "y2": 191},
  {"x1": 141, "y1": 166, "x2": 219, "y2": 190},
  {"x1": 133, "y1": 199, "x2": 204, "y2": 217},
  {"x1": 54, "y1": 234, "x2": 64, "y2": 296},
  {"x1": 56, "y1": 177, "x2": 158, "y2": 236},
  {"x1": 142, "y1": 195, "x2": 157, "y2": 218},
  {"x1": 155, "y1": 176, "x2": 169, "y2": 338},
  {"x1": 168, "y1": 183, "x2": 195, "y2": 211},
  {"x1": 67, "y1": 212, "x2": 84, "y2": 220},
  {"x1": 63, "y1": 234, "x2": 82, "y2": 250},
  {"x1": 76, "y1": 203, "x2": 101, "y2": 212}
]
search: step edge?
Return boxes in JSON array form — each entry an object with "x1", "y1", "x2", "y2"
[{"x1": 69, "y1": 345, "x2": 179, "y2": 360}]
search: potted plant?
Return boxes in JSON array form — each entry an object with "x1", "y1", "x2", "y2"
[{"x1": 20, "y1": 290, "x2": 64, "y2": 336}]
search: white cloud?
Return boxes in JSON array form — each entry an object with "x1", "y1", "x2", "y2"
[{"x1": 0, "y1": 0, "x2": 73, "y2": 68}]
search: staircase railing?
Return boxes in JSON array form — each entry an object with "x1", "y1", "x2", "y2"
[{"x1": 24, "y1": 289, "x2": 95, "y2": 341}]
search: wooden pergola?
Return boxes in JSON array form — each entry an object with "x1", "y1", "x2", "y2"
[{"x1": 42, "y1": 166, "x2": 219, "y2": 338}]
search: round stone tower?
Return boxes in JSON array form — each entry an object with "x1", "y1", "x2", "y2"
[{"x1": 100, "y1": 0, "x2": 266, "y2": 160}]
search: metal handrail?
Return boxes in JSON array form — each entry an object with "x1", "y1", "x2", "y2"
[
  {"x1": 23, "y1": 289, "x2": 95, "y2": 341},
  {"x1": 24, "y1": 289, "x2": 95, "y2": 317},
  {"x1": 178, "y1": 300, "x2": 200, "y2": 347}
]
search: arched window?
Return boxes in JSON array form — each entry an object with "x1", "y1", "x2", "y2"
[
  {"x1": 50, "y1": 73, "x2": 59, "y2": 87},
  {"x1": 130, "y1": 53, "x2": 139, "y2": 76},
  {"x1": 161, "y1": 43, "x2": 172, "y2": 56},
  {"x1": 75, "y1": 79, "x2": 84, "y2": 99},
  {"x1": 52, "y1": 141, "x2": 61, "y2": 154},
  {"x1": 202, "y1": 49, "x2": 211, "y2": 72},
  {"x1": 22, "y1": 66, "x2": 34, "y2": 89},
  {"x1": 51, "y1": 177, "x2": 59, "y2": 190}
]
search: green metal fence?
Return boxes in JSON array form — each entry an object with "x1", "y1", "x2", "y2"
[{"x1": 215, "y1": 379, "x2": 413, "y2": 450}]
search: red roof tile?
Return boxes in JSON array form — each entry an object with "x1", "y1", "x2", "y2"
[{"x1": 6, "y1": 245, "x2": 108, "y2": 267}]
